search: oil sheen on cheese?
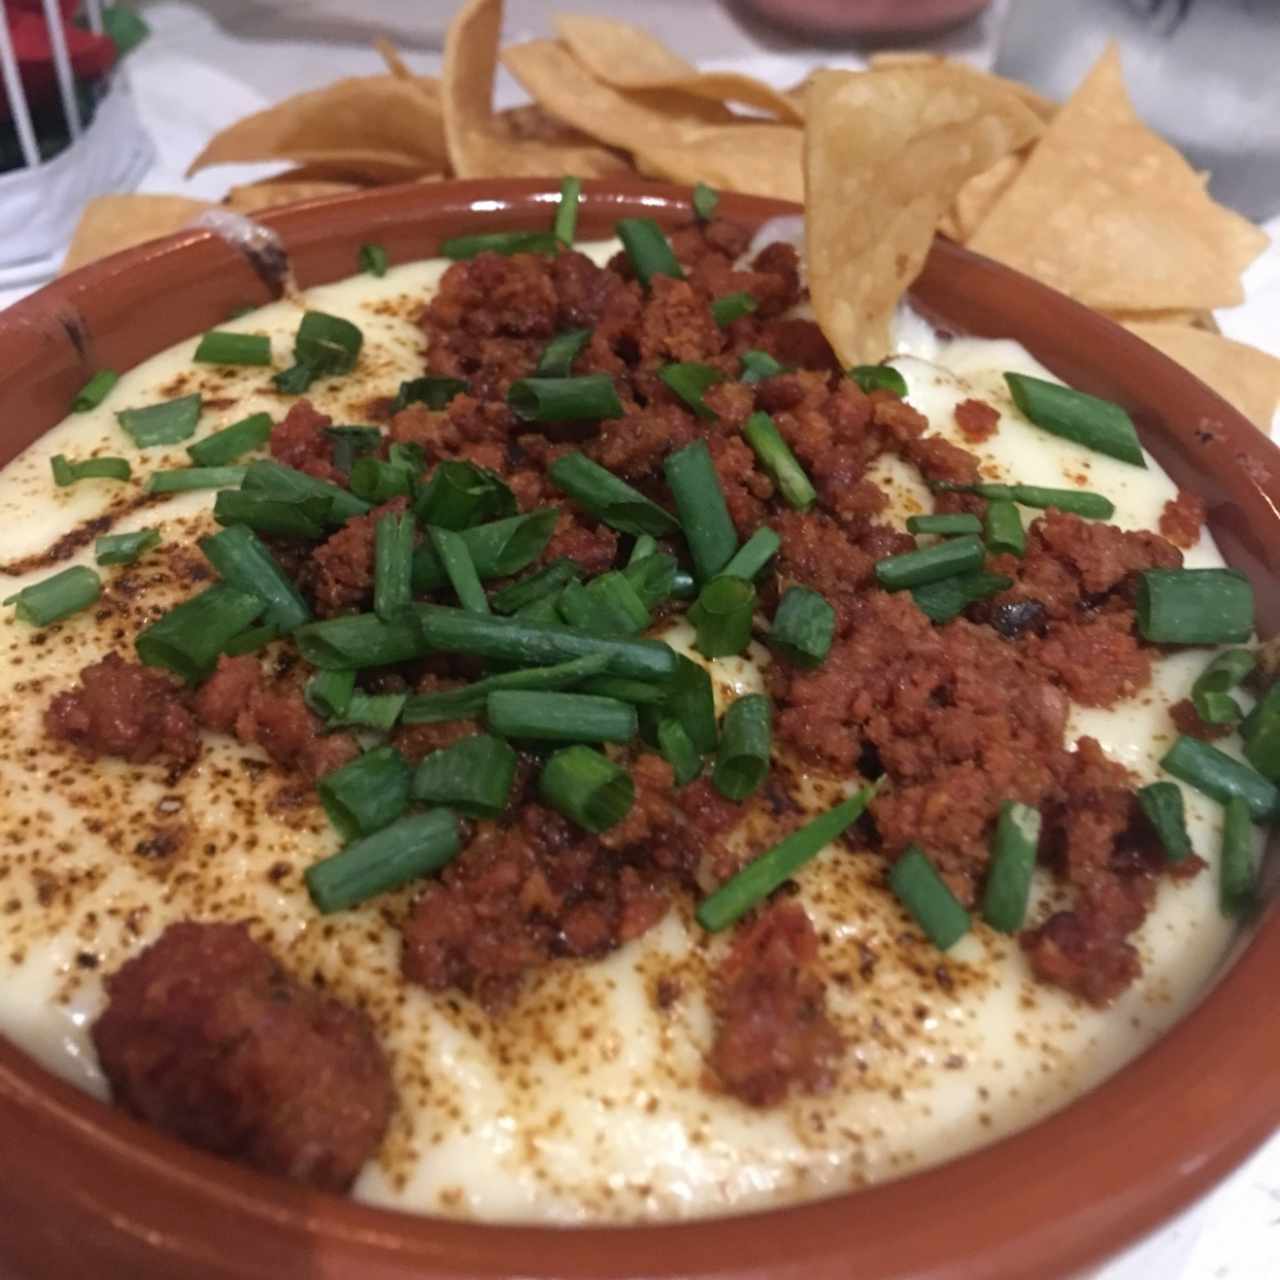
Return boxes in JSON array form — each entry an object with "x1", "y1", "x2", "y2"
[{"x1": 0, "y1": 244, "x2": 1250, "y2": 1223}]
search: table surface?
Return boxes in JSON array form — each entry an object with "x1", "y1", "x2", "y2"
[{"x1": 10, "y1": 2, "x2": 1280, "y2": 1273}]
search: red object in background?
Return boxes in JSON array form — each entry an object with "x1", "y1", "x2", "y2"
[
  {"x1": 2, "y1": 0, "x2": 116, "y2": 116},
  {"x1": 741, "y1": 0, "x2": 991, "y2": 38}
]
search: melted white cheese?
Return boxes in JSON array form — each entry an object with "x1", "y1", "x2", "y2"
[{"x1": 0, "y1": 245, "x2": 1253, "y2": 1223}]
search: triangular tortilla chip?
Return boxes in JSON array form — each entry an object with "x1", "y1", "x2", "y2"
[
  {"x1": 952, "y1": 152, "x2": 1025, "y2": 241},
  {"x1": 869, "y1": 52, "x2": 1057, "y2": 123},
  {"x1": 61, "y1": 195, "x2": 214, "y2": 274},
  {"x1": 968, "y1": 45, "x2": 1268, "y2": 311},
  {"x1": 635, "y1": 124, "x2": 803, "y2": 202},
  {"x1": 1126, "y1": 324, "x2": 1280, "y2": 431},
  {"x1": 805, "y1": 67, "x2": 1043, "y2": 366},
  {"x1": 223, "y1": 180, "x2": 361, "y2": 213}
]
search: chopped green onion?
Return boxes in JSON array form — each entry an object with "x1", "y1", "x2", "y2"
[
  {"x1": 330, "y1": 691, "x2": 407, "y2": 733},
  {"x1": 536, "y1": 327, "x2": 592, "y2": 378},
  {"x1": 222, "y1": 624, "x2": 279, "y2": 657},
  {"x1": 743, "y1": 411, "x2": 816, "y2": 510},
  {"x1": 392, "y1": 376, "x2": 469, "y2": 413},
  {"x1": 984, "y1": 499, "x2": 1025, "y2": 557},
  {"x1": 548, "y1": 452, "x2": 679, "y2": 537},
  {"x1": 622, "y1": 552, "x2": 677, "y2": 610},
  {"x1": 305, "y1": 809, "x2": 461, "y2": 914},
  {"x1": 554, "y1": 175, "x2": 581, "y2": 245},
  {"x1": 1244, "y1": 682, "x2": 1280, "y2": 781},
  {"x1": 616, "y1": 217, "x2": 683, "y2": 286},
  {"x1": 213, "y1": 490, "x2": 331, "y2": 540},
  {"x1": 667, "y1": 655, "x2": 718, "y2": 754},
  {"x1": 1220, "y1": 795, "x2": 1256, "y2": 917},
  {"x1": 658, "y1": 362, "x2": 723, "y2": 420},
  {"x1": 665, "y1": 440, "x2": 738, "y2": 580},
  {"x1": 51, "y1": 454, "x2": 131, "y2": 486},
  {"x1": 438, "y1": 230, "x2": 559, "y2": 260},
  {"x1": 722, "y1": 526, "x2": 779, "y2": 581},
  {"x1": 539, "y1": 745, "x2": 634, "y2": 833},
  {"x1": 146, "y1": 465, "x2": 246, "y2": 494},
  {"x1": 981, "y1": 802, "x2": 1041, "y2": 932},
  {"x1": 1161, "y1": 735, "x2": 1279, "y2": 823},
  {"x1": 1005, "y1": 373, "x2": 1145, "y2": 468},
  {"x1": 577, "y1": 676, "x2": 666, "y2": 706},
  {"x1": 906, "y1": 513, "x2": 983, "y2": 536},
  {"x1": 491, "y1": 558, "x2": 580, "y2": 615},
  {"x1": 414, "y1": 460, "x2": 515, "y2": 531},
  {"x1": 292, "y1": 310, "x2": 363, "y2": 376},
  {"x1": 697, "y1": 782, "x2": 878, "y2": 931},
  {"x1": 411, "y1": 508, "x2": 559, "y2": 592},
  {"x1": 350, "y1": 456, "x2": 414, "y2": 503},
  {"x1": 95, "y1": 529, "x2": 159, "y2": 566},
  {"x1": 389, "y1": 442, "x2": 425, "y2": 474},
  {"x1": 1137, "y1": 781, "x2": 1192, "y2": 863},
  {"x1": 325, "y1": 426, "x2": 382, "y2": 475},
  {"x1": 713, "y1": 692, "x2": 771, "y2": 801},
  {"x1": 692, "y1": 182, "x2": 719, "y2": 221},
  {"x1": 401, "y1": 653, "x2": 609, "y2": 724},
  {"x1": 374, "y1": 511, "x2": 415, "y2": 621},
  {"x1": 690, "y1": 575, "x2": 756, "y2": 659},
  {"x1": 305, "y1": 668, "x2": 355, "y2": 720},
  {"x1": 199, "y1": 524, "x2": 311, "y2": 632},
  {"x1": 517, "y1": 592, "x2": 562, "y2": 626},
  {"x1": 72, "y1": 369, "x2": 118, "y2": 412},
  {"x1": 1191, "y1": 649, "x2": 1255, "y2": 725},
  {"x1": 317, "y1": 745, "x2": 411, "y2": 840},
  {"x1": 413, "y1": 734, "x2": 517, "y2": 816},
  {"x1": 629, "y1": 535, "x2": 658, "y2": 566},
  {"x1": 849, "y1": 364, "x2": 907, "y2": 397},
  {"x1": 508, "y1": 374, "x2": 623, "y2": 424},
  {"x1": 711, "y1": 292, "x2": 757, "y2": 328},
  {"x1": 770, "y1": 586, "x2": 835, "y2": 668},
  {"x1": 911, "y1": 571, "x2": 1012, "y2": 624},
  {"x1": 193, "y1": 331, "x2": 271, "y2": 366},
  {"x1": 359, "y1": 243, "x2": 389, "y2": 277},
  {"x1": 657, "y1": 717, "x2": 703, "y2": 785},
  {"x1": 292, "y1": 612, "x2": 424, "y2": 670},
  {"x1": 739, "y1": 350, "x2": 786, "y2": 384},
  {"x1": 933, "y1": 481, "x2": 1115, "y2": 521},
  {"x1": 1136, "y1": 569, "x2": 1253, "y2": 645},
  {"x1": 4, "y1": 565, "x2": 100, "y2": 626},
  {"x1": 487, "y1": 690, "x2": 637, "y2": 743},
  {"x1": 135, "y1": 584, "x2": 266, "y2": 683},
  {"x1": 889, "y1": 845, "x2": 971, "y2": 950},
  {"x1": 429, "y1": 525, "x2": 489, "y2": 615},
  {"x1": 187, "y1": 412, "x2": 272, "y2": 466},
  {"x1": 242, "y1": 458, "x2": 370, "y2": 524},
  {"x1": 272, "y1": 363, "x2": 315, "y2": 395},
  {"x1": 875, "y1": 535, "x2": 985, "y2": 591},
  {"x1": 558, "y1": 572, "x2": 650, "y2": 636},
  {"x1": 116, "y1": 393, "x2": 202, "y2": 447}
]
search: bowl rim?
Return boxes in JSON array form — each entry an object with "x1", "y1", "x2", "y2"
[{"x1": 1, "y1": 177, "x2": 1278, "y2": 1280}]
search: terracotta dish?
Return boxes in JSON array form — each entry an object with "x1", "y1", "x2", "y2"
[{"x1": 0, "y1": 181, "x2": 1277, "y2": 1280}]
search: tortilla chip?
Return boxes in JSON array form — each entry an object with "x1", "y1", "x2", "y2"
[
  {"x1": 223, "y1": 180, "x2": 361, "y2": 213},
  {"x1": 494, "y1": 103, "x2": 608, "y2": 149},
  {"x1": 61, "y1": 195, "x2": 214, "y2": 274},
  {"x1": 869, "y1": 52, "x2": 1057, "y2": 123},
  {"x1": 968, "y1": 45, "x2": 1268, "y2": 311},
  {"x1": 1126, "y1": 324, "x2": 1280, "y2": 430},
  {"x1": 502, "y1": 39, "x2": 740, "y2": 157},
  {"x1": 186, "y1": 75, "x2": 446, "y2": 176},
  {"x1": 805, "y1": 67, "x2": 1043, "y2": 366},
  {"x1": 555, "y1": 15, "x2": 802, "y2": 123},
  {"x1": 1105, "y1": 308, "x2": 1213, "y2": 329},
  {"x1": 952, "y1": 152, "x2": 1025, "y2": 241},
  {"x1": 635, "y1": 124, "x2": 803, "y2": 202},
  {"x1": 443, "y1": 0, "x2": 627, "y2": 179}
]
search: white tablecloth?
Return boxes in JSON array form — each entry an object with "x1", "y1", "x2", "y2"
[{"x1": 5, "y1": 4, "x2": 1280, "y2": 1273}]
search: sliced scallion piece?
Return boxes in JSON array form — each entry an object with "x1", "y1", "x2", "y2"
[
  {"x1": 411, "y1": 508, "x2": 559, "y2": 592},
  {"x1": 536, "y1": 327, "x2": 592, "y2": 378},
  {"x1": 429, "y1": 525, "x2": 489, "y2": 615},
  {"x1": 242, "y1": 458, "x2": 370, "y2": 524},
  {"x1": 906, "y1": 513, "x2": 982, "y2": 536},
  {"x1": 713, "y1": 692, "x2": 771, "y2": 801},
  {"x1": 1244, "y1": 682, "x2": 1280, "y2": 781},
  {"x1": 659, "y1": 362, "x2": 723, "y2": 420},
  {"x1": 743, "y1": 411, "x2": 816, "y2": 511},
  {"x1": 711, "y1": 291, "x2": 757, "y2": 328},
  {"x1": 222, "y1": 624, "x2": 278, "y2": 657},
  {"x1": 305, "y1": 809, "x2": 461, "y2": 914},
  {"x1": 193, "y1": 331, "x2": 271, "y2": 366},
  {"x1": 548, "y1": 452, "x2": 679, "y2": 537},
  {"x1": 135, "y1": 583, "x2": 266, "y2": 682},
  {"x1": 401, "y1": 652, "x2": 609, "y2": 724},
  {"x1": 629, "y1": 535, "x2": 658, "y2": 566},
  {"x1": 392, "y1": 376, "x2": 469, "y2": 413},
  {"x1": 1137, "y1": 781, "x2": 1192, "y2": 863},
  {"x1": 739, "y1": 349, "x2": 786, "y2": 384},
  {"x1": 983, "y1": 499, "x2": 1025, "y2": 557},
  {"x1": 1190, "y1": 649, "x2": 1255, "y2": 726},
  {"x1": 413, "y1": 734, "x2": 517, "y2": 816},
  {"x1": 665, "y1": 439, "x2": 738, "y2": 580},
  {"x1": 577, "y1": 676, "x2": 666, "y2": 706},
  {"x1": 689, "y1": 575, "x2": 755, "y2": 659},
  {"x1": 359, "y1": 242, "x2": 389, "y2": 277},
  {"x1": 911, "y1": 570, "x2": 1012, "y2": 624},
  {"x1": 981, "y1": 802, "x2": 1041, "y2": 933},
  {"x1": 317, "y1": 745, "x2": 411, "y2": 840},
  {"x1": 1161, "y1": 735, "x2": 1279, "y2": 823},
  {"x1": 697, "y1": 783, "x2": 877, "y2": 931},
  {"x1": 147, "y1": 465, "x2": 246, "y2": 494},
  {"x1": 292, "y1": 310, "x2": 363, "y2": 376},
  {"x1": 622, "y1": 552, "x2": 677, "y2": 611},
  {"x1": 491, "y1": 558, "x2": 580, "y2": 615},
  {"x1": 487, "y1": 690, "x2": 637, "y2": 743},
  {"x1": 1220, "y1": 794, "x2": 1256, "y2": 917},
  {"x1": 72, "y1": 369, "x2": 118, "y2": 412},
  {"x1": 272, "y1": 363, "x2": 315, "y2": 395},
  {"x1": 508, "y1": 374, "x2": 623, "y2": 424},
  {"x1": 213, "y1": 490, "x2": 331, "y2": 540},
  {"x1": 849, "y1": 364, "x2": 907, "y2": 397},
  {"x1": 539, "y1": 745, "x2": 634, "y2": 833},
  {"x1": 438, "y1": 230, "x2": 559, "y2": 260},
  {"x1": 692, "y1": 182, "x2": 719, "y2": 221},
  {"x1": 616, "y1": 217, "x2": 683, "y2": 286},
  {"x1": 116, "y1": 393, "x2": 202, "y2": 447},
  {"x1": 557, "y1": 572, "x2": 650, "y2": 637},
  {"x1": 932, "y1": 481, "x2": 1115, "y2": 521},
  {"x1": 414, "y1": 461, "x2": 514, "y2": 531},
  {"x1": 554, "y1": 175, "x2": 581, "y2": 245},
  {"x1": 667, "y1": 654, "x2": 717, "y2": 754},
  {"x1": 722, "y1": 526, "x2": 779, "y2": 581},
  {"x1": 889, "y1": 845, "x2": 970, "y2": 950},
  {"x1": 351, "y1": 457, "x2": 414, "y2": 503},
  {"x1": 374, "y1": 511, "x2": 416, "y2": 621},
  {"x1": 4, "y1": 565, "x2": 100, "y2": 626},
  {"x1": 305, "y1": 668, "x2": 355, "y2": 721},
  {"x1": 187, "y1": 412, "x2": 272, "y2": 466},
  {"x1": 1136, "y1": 569, "x2": 1253, "y2": 645},
  {"x1": 51, "y1": 454, "x2": 131, "y2": 486},
  {"x1": 657, "y1": 717, "x2": 702, "y2": 785},
  {"x1": 325, "y1": 426, "x2": 381, "y2": 476},
  {"x1": 199, "y1": 524, "x2": 311, "y2": 632},
  {"x1": 875, "y1": 535, "x2": 985, "y2": 592},
  {"x1": 95, "y1": 528, "x2": 159, "y2": 566},
  {"x1": 770, "y1": 586, "x2": 835, "y2": 668},
  {"x1": 329, "y1": 691, "x2": 407, "y2": 733},
  {"x1": 1005, "y1": 373, "x2": 1145, "y2": 468}
]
